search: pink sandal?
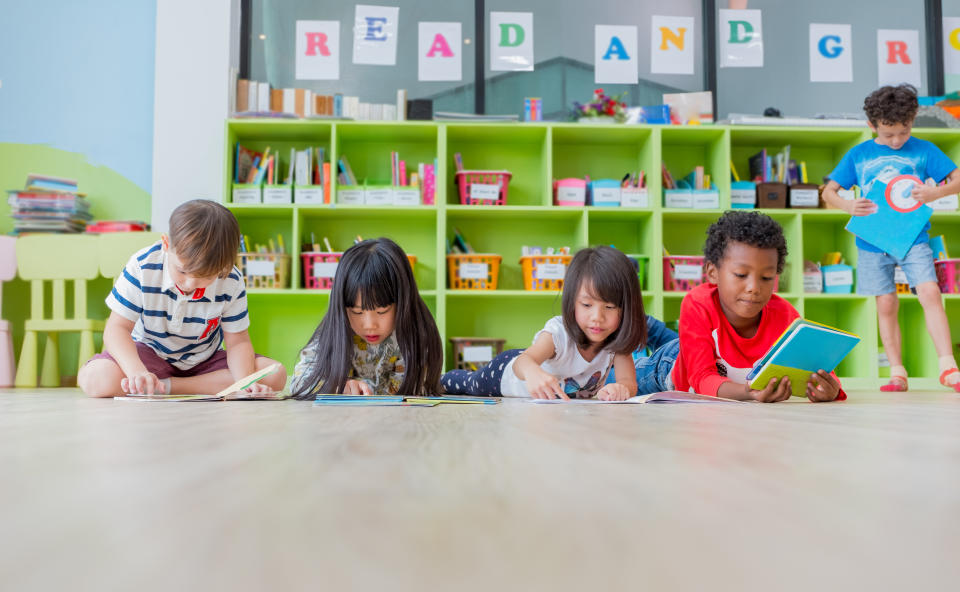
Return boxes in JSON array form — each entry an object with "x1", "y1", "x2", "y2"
[
  {"x1": 880, "y1": 375, "x2": 908, "y2": 392},
  {"x1": 940, "y1": 368, "x2": 960, "y2": 393}
]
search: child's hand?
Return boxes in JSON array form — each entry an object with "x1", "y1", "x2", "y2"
[
  {"x1": 748, "y1": 376, "x2": 792, "y2": 403},
  {"x1": 526, "y1": 368, "x2": 569, "y2": 400},
  {"x1": 343, "y1": 379, "x2": 374, "y2": 396},
  {"x1": 806, "y1": 370, "x2": 841, "y2": 402},
  {"x1": 243, "y1": 382, "x2": 275, "y2": 396},
  {"x1": 844, "y1": 198, "x2": 878, "y2": 216},
  {"x1": 910, "y1": 184, "x2": 940, "y2": 204},
  {"x1": 122, "y1": 372, "x2": 165, "y2": 395},
  {"x1": 596, "y1": 383, "x2": 633, "y2": 401}
]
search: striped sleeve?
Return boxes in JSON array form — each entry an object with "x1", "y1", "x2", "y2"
[
  {"x1": 105, "y1": 253, "x2": 144, "y2": 322},
  {"x1": 220, "y1": 267, "x2": 250, "y2": 332}
]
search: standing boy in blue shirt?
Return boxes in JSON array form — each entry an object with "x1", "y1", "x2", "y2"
[{"x1": 822, "y1": 84, "x2": 960, "y2": 392}]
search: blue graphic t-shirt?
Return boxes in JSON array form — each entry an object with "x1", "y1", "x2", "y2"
[{"x1": 828, "y1": 136, "x2": 956, "y2": 252}]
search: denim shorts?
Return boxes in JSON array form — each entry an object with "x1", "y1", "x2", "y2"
[
  {"x1": 634, "y1": 337, "x2": 680, "y2": 395},
  {"x1": 856, "y1": 242, "x2": 938, "y2": 296}
]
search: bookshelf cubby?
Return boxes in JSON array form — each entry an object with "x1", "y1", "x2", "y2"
[{"x1": 224, "y1": 120, "x2": 960, "y2": 390}]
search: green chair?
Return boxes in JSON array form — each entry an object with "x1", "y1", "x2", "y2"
[
  {"x1": 15, "y1": 235, "x2": 104, "y2": 387},
  {"x1": 98, "y1": 231, "x2": 163, "y2": 280}
]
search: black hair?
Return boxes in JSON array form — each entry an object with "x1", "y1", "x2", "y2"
[
  {"x1": 291, "y1": 238, "x2": 443, "y2": 399},
  {"x1": 864, "y1": 84, "x2": 918, "y2": 126},
  {"x1": 561, "y1": 246, "x2": 646, "y2": 354},
  {"x1": 703, "y1": 211, "x2": 788, "y2": 274}
]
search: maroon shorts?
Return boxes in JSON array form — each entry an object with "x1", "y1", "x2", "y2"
[{"x1": 87, "y1": 342, "x2": 263, "y2": 379}]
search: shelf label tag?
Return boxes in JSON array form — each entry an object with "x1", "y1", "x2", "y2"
[
  {"x1": 803, "y1": 272, "x2": 823, "y2": 293},
  {"x1": 535, "y1": 263, "x2": 566, "y2": 280},
  {"x1": 790, "y1": 188, "x2": 819, "y2": 207},
  {"x1": 674, "y1": 264, "x2": 702, "y2": 281},
  {"x1": 592, "y1": 187, "x2": 620, "y2": 205},
  {"x1": 470, "y1": 184, "x2": 500, "y2": 201},
  {"x1": 294, "y1": 187, "x2": 324, "y2": 204},
  {"x1": 462, "y1": 345, "x2": 494, "y2": 362},
  {"x1": 263, "y1": 187, "x2": 292, "y2": 204},
  {"x1": 731, "y1": 187, "x2": 755, "y2": 206},
  {"x1": 337, "y1": 188, "x2": 364, "y2": 204},
  {"x1": 233, "y1": 187, "x2": 261, "y2": 204},
  {"x1": 247, "y1": 260, "x2": 276, "y2": 276},
  {"x1": 692, "y1": 190, "x2": 720, "y2": 209},
  {"x1": 393, "y1": 188, "x2": 420, "y2": 206},
  {"x1": 365, "y1": 188, "x2": 393, "y2": 205},
  {"x1": 459, "y1": 262, "x2": 489, "y2": 279},
  {"x1": 894, "y1": 266, "x2": 907, "y2": 285},
  {"x1": 620, "y1": 188, "x2": 648, "y2": 207},
  {"x1": 929, "y1": 194, "x2": 959, "y2": 211},
  {"x1": 824, "y1": 269, "x2": 853, "y2": 286},
  {"x1": 556, "y1": 186, "x2": 585, "y2": 203},
  {"x1": 314, "y1": 262, "x2": 339, "y2": 278}
]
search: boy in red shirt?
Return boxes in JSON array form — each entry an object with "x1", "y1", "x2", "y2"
[{"x1": 635, "y1": 211, "x2": 845, "y2": 402}]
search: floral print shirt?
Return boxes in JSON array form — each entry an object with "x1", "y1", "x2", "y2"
[{"x1": 292, "y1": 332, "x2": 405, "y2": 395}]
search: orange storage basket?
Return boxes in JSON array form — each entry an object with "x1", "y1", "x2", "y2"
[
  {"x1": 520, "y1": 255, "x2": 572, "y2": 291},
  {"x1": 446, "y1": 254, "x2": 501, "y2": 289}
]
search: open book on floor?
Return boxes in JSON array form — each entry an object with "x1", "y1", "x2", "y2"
[
  {"x1": 114, "y1": 364, "x2": 285, "y2": 402},
  {"x1": 314, "y1": 394, "x2": 499, "y2": 406},
  {"x1": 530, "y1": 391, "x2": 741, "y2": 404},
  {"x1": 747, "y1": 318, "x2": 860, "y2": 397}
]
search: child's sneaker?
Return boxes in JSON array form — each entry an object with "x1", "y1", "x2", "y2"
[
  {"x1": 880, "y1": 376, "x2": 908, "y2": 392},
  {"x1": 940, "y1": 368, "x2": 960, "y2": 393}
]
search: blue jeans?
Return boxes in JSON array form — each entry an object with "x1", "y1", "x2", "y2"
[{"x1": 634, "y1": 337, "x2": 680, "y2": 395}]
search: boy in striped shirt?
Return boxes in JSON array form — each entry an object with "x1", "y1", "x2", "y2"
[{"x1": 79, "y1": 200, "x2": 286, "y2": 397}]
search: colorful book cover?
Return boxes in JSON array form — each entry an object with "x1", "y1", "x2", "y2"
[
  {"x1": 845, "y1": 175, "x2": 933, "y2": 259},
  {"x1": 747, "y1": 318, "x2": 860, "y2": 397}
]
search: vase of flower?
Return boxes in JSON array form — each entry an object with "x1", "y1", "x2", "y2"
[{"x1": 572, "y1": 88, "x2": 628, "y2": 124}]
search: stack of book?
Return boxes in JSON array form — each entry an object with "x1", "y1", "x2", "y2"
[
  {"x1": 235, "y1": 79, "x2": 409, "y2": 121},
  {"x1": 7, "y1": 174, "x2": 91, "y2": 234}
]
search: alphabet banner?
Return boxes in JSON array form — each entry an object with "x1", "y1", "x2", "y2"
[
  {"x1": 490, "y1": 11, "x2": 533, "y2": 71},
  {"x1": 944, "y1": 17, "x2": 960, "y2": 75},
  {"x1": 419, "y1": 22, "x2": 461, "y2": 81},
  {"x1": 810, "y1": 24, "x2": 852, "y2": 82},
  {"x1": 650, "y1": 15, "x2": 694, "y2": 74},
  {"x1": 719, "y1": 9, "x2": 763, "y2": 68},
  {"x1": 595, "y1": 25, "x2": 638, "y2": 84},
  {"x1": 877, "y1": 29, "x2": 921, "y2": 88},
  {"x1": 352, "y1": 5, "x2": 399, "y2": 65},
  {"x1": 296, "y1": 20, "x2": 340, "y2": 80}
]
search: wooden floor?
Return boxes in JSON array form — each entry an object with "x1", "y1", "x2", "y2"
[{"x1": 1, "y1": 390, "x2": 959, "y2": 591}]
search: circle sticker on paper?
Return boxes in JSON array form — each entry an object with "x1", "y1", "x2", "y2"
[{"x1": 884, "y1": 174, "x2": 924, "y2": 213}]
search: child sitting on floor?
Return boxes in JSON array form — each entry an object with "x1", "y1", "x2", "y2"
[
  {"x1": 79, "y1": 199, "x2": 286, "y2": 397},
  {"x1": 636, "y1": 211, "x2": 845, "y2": 402}
]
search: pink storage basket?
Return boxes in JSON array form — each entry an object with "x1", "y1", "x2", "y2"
[
  {"x1": 663, "y1": 256, "x2": 707, "y2": 291},
  {"x1": 455, "y1": 170, "x2": 511, "y2": 205},
  {"x1": 301, "y1": 252, "x2": 343, "y2": 289},
  {"x1": 553, "y1": 178, "x2": 587, "y2": 206},
  {"x1": 936, "y1": 259, "x2": 960, "y2": 294}
]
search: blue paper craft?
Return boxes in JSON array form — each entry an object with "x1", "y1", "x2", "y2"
[{"x1": 845, "y1": 176, "x2": 932, "y2": 259}]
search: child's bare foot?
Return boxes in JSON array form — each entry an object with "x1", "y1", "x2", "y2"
[{"x1": 880, "y1": 375, "x2": 908, "y2": 392}]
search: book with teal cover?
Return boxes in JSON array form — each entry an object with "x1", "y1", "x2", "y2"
[
  {"x1": 747, "y1": 319, "x2": 860, "y2": 397},
  {"x1": 845, "y1": 175, "x2": 933, "y2": 259}
]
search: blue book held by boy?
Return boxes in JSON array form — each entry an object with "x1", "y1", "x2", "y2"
[
  {"x1": 845, "y1": 175, "x2": 933, "y2": 259},
  {"x1": 747, "y1": 318, "x2": 860, "y2": 398}
]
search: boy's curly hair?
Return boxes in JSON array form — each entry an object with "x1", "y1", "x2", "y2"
[
  {"x1": 703, "y1": 211, "x2": 788, "y2": 274},
  {"x1": 864, "y1": 84, "x2": 918, "y2": 126}
]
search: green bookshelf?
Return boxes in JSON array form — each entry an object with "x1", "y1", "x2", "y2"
[{"x1": 224, "y1": 120, "x2": 960, "y2": 391}]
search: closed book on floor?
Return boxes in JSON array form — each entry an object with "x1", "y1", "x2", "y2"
[{"x1": 747, "y1": 318, "x2": 860, "y2": 397}]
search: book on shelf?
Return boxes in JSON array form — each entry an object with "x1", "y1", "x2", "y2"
[{"x1": 747, "y1": 318, "x2": 860, "y2": 397}]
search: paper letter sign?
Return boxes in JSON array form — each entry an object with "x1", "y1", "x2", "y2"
[
  {"x1": 595, "y1": 25, "x2": 638, "y2": 84},
  {"x1": 810, "y1": 24, "x2": 852, "y2": 82},
  {"x1": 944, "y1": 17, "x2": 960, "y2": 75},
  {"x1": 719, "y1": 9, "x2": 763, "y2": 68},
  {"x1": 651, "y1": 16, "x2": 694, "y2": 74},
  {"x1": 297, "y1": 20, "x2": 340, "y2": 80},
  {"x1": 353, "y1": 5, "x2": 399, "y2": 65},
  {"x1": 491, "y1": 12, "x2": 534, "y2": 71},
  {"x1": 419, "y1": 22, "x2": 462, "y2": 81},
  {"x1": 877, "y1": 29, "x2": 921, "y2": 88}
]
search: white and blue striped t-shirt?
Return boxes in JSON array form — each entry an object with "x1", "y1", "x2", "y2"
[{"x1": 105, "y1": 241, "x2": 250, "y2": 370}]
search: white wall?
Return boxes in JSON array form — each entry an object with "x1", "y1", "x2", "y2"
[{"x1": 152, "y1": 0, "x2": 241, "y2": 232}]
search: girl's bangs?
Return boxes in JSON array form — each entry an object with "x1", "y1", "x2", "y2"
[{"x1": 341, "y1": 253, "x2": 398, "y2": 310}]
